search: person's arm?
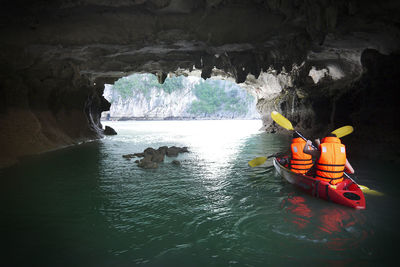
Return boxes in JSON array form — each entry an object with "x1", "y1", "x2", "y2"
[
  {"x1": 314, "y1": 138, "x2": 320, "y2": 147},
  {"x1": 344, "y1": 159, "x2": 355, "y2": 174},
  {"x1": 303, "y1": 140, "x2": 319, "y2": 157}
]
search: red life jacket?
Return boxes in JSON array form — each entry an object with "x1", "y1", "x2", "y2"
[
  {"x1": 315, "y1": 136, "x2": 346, "y2": 185},
  {"x1": 290, "y1": 138, "x2": 313, "y2": 174}
]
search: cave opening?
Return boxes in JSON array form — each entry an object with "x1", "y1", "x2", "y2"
[{"x1": 100, "y1": 73, "x2": 261, "y2": 123}]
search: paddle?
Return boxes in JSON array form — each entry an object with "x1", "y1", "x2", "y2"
[
  {"x1": 248, "y1": 153, "x2": 283, "y2": 167},
  {"x1": 271, "y1": 111, "x2": 353, "y2": 139},
  {"x1": 332, "y1": 125, "x2": 354, "y2": 138},
  {"x1": 270, "y1": 111, "x2": 381, "y2": 195}
]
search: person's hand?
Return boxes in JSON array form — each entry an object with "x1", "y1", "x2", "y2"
[{"x1": 306, "y1": 140, "x2": 312, "y2": 146}]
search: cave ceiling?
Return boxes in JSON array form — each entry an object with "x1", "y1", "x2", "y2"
[{"x1": 2, "y1": 0, "x2": 399, "y2": 85}]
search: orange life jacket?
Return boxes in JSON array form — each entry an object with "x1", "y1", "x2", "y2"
[
  {"x1": 315, "y1": 136, "x2": 346, "y2": 185},
  {"x1": 290, "y1": 138, "x2": 313, "y2": 174}
]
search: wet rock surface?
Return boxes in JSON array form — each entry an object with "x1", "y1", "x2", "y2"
[{"x1": 123, "y1": 146, "x2": 189, "y2": 169}]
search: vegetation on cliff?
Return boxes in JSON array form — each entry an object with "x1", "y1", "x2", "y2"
[
  {"x1": 112, "y1": 74, "x2": 185, "y2": 100},
  {"x1": 189, "y1": 80, "x2": 249, "y2": 116}
]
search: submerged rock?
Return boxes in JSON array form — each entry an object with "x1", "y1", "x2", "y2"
[
  {"x1": 122, "y1": 152, "x2": 145, "y2": 159},
  {"x1": 138, "y1": 160, "x2": 158, "y2": 169},
  {"x1": 171, "y1": 160, "x2": 181, "y2": 166},
  {"x1": 122, "y1": 154, "x2": 135, "y2": 159}
]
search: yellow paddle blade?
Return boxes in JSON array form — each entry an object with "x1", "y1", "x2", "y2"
[
  {"x1": 271, "y1": 111, "x2": 294, "y2": 131},
  {"x1": 359, "y1": 185, "x2": 384, "y2": 196},
  {"x1": 248, "y1": 157, "x2": 267, "y2": 167},
  {"x1": 331, "y1": 125, "x2": 354, "y2": 138}
]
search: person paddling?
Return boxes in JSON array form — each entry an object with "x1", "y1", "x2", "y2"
[
  {"x1": 303, "y1": 133, "x2": 354, "y2": 185},
  {"x1": 290, "y1": 132, "x2": 313, "y2": 174}
]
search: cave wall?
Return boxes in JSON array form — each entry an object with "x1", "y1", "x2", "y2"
[
  {"x1": 335, "y1": 50, "x2": 400, "y2": 159},
  {"x1": 0, "y1": 51, "x2": 108, "y2": 166},
  {"x1": 1, "y1": 0, "x2": 400, "y2": 167},
  {"x1": 251, "y1": 48, "x2": 400, "y2": 160}
]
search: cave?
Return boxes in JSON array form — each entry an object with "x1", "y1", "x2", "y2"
[{"x1": 1, "y1": 0, "x2": 400, "y2": 168}]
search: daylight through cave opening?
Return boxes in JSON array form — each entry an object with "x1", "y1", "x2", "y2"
[{"x1": 101, "y1": 73, "x2": 261, "y2": 122}]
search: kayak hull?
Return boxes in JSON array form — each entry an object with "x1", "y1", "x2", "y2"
[{"x1": 273, "y1": 157, "x2": 366, "y2": 209}]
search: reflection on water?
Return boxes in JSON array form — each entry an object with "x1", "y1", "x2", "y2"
[
  {"x1": 0, "y1": 120, "x2": 399, "y2": 266},
  {"x1": 280, "y1": 193, "x2": 370, "y2": 251}
]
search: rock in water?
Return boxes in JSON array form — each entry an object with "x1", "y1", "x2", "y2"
[
  {"x1": 104, "y1": 126, "x2": 117, "y2": 135},
  {"x1": 166, "y1": 146, "x2": 189, "y2": 157},
  {"x1": 127, "y1": 146, "x2": 189, "y2": 169},
  {"x1": 172, "y1": 160, "x2": 181, "y2": 166}
]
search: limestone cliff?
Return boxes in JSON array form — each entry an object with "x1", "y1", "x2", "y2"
[
  {"x1": 101, "y1": 75, "x2": 259, "y2": 120},
  {"x1": 101, "y1": 79, "x2": 197, "y2": 120}
]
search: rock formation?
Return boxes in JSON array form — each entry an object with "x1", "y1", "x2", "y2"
[
  {"x1": 123, "y1": 146, "x2": 189, "y2": 169},
  {"x1": 103, "y1": 126, "x2": 117, "y2": 135},
  {"x1": 1, "y1": 0, "x2": 400, "y2": 167}
]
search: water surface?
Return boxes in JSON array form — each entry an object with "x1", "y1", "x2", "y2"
[{"x1": 1, "y1": 120, "x2": 399, "y2": 266}]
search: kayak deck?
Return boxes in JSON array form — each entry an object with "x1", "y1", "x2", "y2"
[{"x1": 273, "y1": 156, "x2": 366, "y2": 209}]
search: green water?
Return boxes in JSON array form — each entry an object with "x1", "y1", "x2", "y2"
[{"x1": 1, "y1": 120, "x2": 399, "y2": 266}]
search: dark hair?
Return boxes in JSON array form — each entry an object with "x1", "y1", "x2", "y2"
[
  {"x1": 326, "y1": 133, "x2": 337, "y2": 137},
  {"x1": 292, "y1": 132, "x2": 300, "y2": 138}
]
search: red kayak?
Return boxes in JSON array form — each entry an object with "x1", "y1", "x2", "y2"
[{"x1": 273, "y1": 156, "x2": 366, "y2": 209}]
